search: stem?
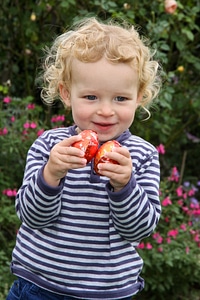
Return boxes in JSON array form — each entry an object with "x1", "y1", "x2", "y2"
[{"x1": 178, "y1": 150, "x2": 187, "y2": 185}]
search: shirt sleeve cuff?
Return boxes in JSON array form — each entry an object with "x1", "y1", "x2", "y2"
[
  {"x1": 37, "y1": 165, "x2": 65, "y2": 196},
  {"x1": 105, "y1": 173, "x2": 136, "y2": 201}
]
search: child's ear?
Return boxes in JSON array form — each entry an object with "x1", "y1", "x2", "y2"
[{"x1": 59, "y1": 84, "x2": 71, "y2": 106}]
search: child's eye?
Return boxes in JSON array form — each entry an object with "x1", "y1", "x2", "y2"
[
  {"x1": 84, "y1": 95, "x2": 97, "y2": 100},
  {"x1": 115, "y1": 96, "x2": 127, "y2": 102}
]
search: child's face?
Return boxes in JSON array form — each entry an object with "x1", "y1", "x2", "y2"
[{"x1": 60, "y1": 58, "x2": 142, "y2": 142}]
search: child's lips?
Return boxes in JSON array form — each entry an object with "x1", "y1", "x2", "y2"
[{"x1": 94, "y1": 122, "x2": 116, "y2": 130}]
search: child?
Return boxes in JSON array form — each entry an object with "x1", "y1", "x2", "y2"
[{"x1": 7, "y1": 17, "x2": 161, "y2": 300}]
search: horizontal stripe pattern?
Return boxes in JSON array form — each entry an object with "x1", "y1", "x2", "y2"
[{"x1": 11, "y1": 126, "x2": 161, "y2": 299}]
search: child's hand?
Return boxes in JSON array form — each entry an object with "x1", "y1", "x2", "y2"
[
  {"x1": 43, "y1": 135, "x2": 87, "y2": 186},
  {"x1": 97, "y1": 147, "x2": 132, "y2": 192}
]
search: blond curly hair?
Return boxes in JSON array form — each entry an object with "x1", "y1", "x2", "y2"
[{"x1": 40, "y1": 17, "x2": 161, "y2": 109}]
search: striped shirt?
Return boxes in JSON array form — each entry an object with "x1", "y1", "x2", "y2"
[{"x1": 11, "y1": 125, "x2": 161, "y2": 299}]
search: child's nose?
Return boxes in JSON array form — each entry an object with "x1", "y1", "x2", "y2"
[{"x1": 97, "y1": 102, "x2": 114, "y2": 116}]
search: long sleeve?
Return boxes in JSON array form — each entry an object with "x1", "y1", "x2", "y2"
[
  {"x1": 107, "y1": 149, "x2": 161, "y2": 242},
  {"x1": 15, "y1": 130, "x2": 65, "y2": 228}
]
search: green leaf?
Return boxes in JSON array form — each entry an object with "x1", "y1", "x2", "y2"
[{"x1": 181, "y1": 28, "x2": 194, "y2": 41}]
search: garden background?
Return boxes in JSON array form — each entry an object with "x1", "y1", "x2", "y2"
[{"x1": 0, "y1": 0, "x2": 200, "y2": 299}]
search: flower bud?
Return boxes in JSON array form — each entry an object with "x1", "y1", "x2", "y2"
[
  {"x1": 30, "y1": 12, "x2": 36, "y2": 21},
  {"x1": 177, "y1": 66, "x2": 184, "y2": 72},
  {"x1": 164, "y1": 0, "x2": 177, "y2": 14},
  {"x1": 123, "y1": 3, "x2": 131, "y2": 10}
]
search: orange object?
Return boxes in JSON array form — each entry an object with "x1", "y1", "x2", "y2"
[
  {"x1": 72, "y1": 130, "x2": 99, "y2": 163},
  {"x1": 94, "y1": 140, "x2": 121, "y2": 174}
]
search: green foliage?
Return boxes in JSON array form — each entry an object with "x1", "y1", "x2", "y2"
[
  {"x1": 0, "y1": 90, "x2": 72, "y2": 190},
  {"x1": 0, "y1": 89, "x2": 72, "y2": 297},
  {"x1": 0, "y1": 198, "x2": 19, "y2": 297},
  {"x1": 135, "y1": 168, "x2": 200, "y2": 299}
]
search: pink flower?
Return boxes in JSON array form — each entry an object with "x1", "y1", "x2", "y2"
[
  {"x1": 192, "y1": 231, "x2": 200, "y2": 246},
  {"x1": 37, "y1": 129, "x2": 44, "y2": 137},
  {"x1": 0, "y1": 127, "x2": 8, "y2": 135},
  {"x1": 188, "y1": 189, "x2": 195, "y2": 196},
  {"x1": 30, "y1": 122, "x2": 37, "y2": 129},
  {"x1": 166, "y1": 237, "x2": 171, "y2": 243},
  {"x1": 176, "y1": 186, "x2": 183, "y2": 197},
  {"x1": 180, "y1": 224, "x2": 187, "y2": 231},
  {"x1": 168, "y1": 166, "x2": 179, "y2": 182},
  {"x1": 182, "y1": 206, "x2": 189, "y2": 213},
  {"x1": 186, "y1": 247, "x2": 190, "y2": 254},
  {"x1": 194, "y1": 234, "x2": 200, "y2": 242},
  {"x1": 190, "y1": 203, "x2": 199, "y2": 209},
  {"x1": 23, "y1": 122, "x2": 37, "y2": 129},
  {"x1": 23, "y1": 122, "x2": 30, "y2": 129},
  {"x1": 190, "y1": 229, "x2": 196, "y2": 235},
  {"x1": 168, "y1": 229, "x2": 179, "y2": 238},
  {"x1": 58, "y1": 115, "x2": 65, "y2": 122},
  {"x1": 10, "y1": 116, "x2": 15, "y2": 122},
  {"x1": 165, "y1": 216, "x2": 170, "y2": 223},
  {"x1": 2, "y1": 188, "x2": 17, "y2": 197},
  {"x1": 177, "y1": 199, "x2": 183, "y2": 206},
  {"x1": 153, "y1": 232, "x2": 163, "y2": 244},
  {"x1": 51, "y1": 115, "x2": 65, "y2": 123},
  {"x1": 152, "y1": 232, "x2": 159, "y2": 239},
  {"x1": 3, "y1": 96, "x2": 11, "y2": 103},
  {"x1": 162, "y1": 196, "x2": 172, "y2": 206},
  {"x1": 6, "y1": 189, "x2": 14, "y2": 197},
  {"x1": 3, "y1": 128, "x2": 8, "y2": 134},
  {"x1": 183, "y1": 192, "x2": 187, "y2": 199},
  {"x1": 22, "y1": 130, "x2": 28, "y2": 135},
  {"x1": 158, "y1": 247, "x2": 163, "y2": 252},
  {"x1": 27, "y1": 103, "x2": 35, "y2": 110},
  {"x1": 51, "y1": 116, "x2": 56, "y2": 123},
  {"x1": 164, "y1": 0, "x2": 177, "y2": 14},
  {"x1": 137, "y1": 242, "x2": 145, "y2": 249},
  {"x1": 146, "y1": 242, "x2": 153, "y2": 249},
  {"x1": 193, "y1": 209, "x2": 200, "y2": 216},
  {"x1": 156, "y1": 144, "x2": 165, "y2": 154},
  {"x1": 157, "y1": 236, "x2": 163, "y2": 244}
]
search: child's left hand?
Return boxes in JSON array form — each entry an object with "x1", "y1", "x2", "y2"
[{"x1": 97, "y1": 147, "x2": 132, "y2": 192}]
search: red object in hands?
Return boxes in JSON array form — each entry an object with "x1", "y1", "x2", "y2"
[
  {"x1": 94, "y1": 140, "x2": 121, "y2": 174},
  {"x1": 72, "y1": 130, "x2": 99, "y2": 163}
]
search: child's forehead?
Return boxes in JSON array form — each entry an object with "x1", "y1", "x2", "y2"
[
  {"x1": 70, "y1": 57, "x2": 139, "y2": 88},
  {"x1": 70, "y1": 57, "x2": 137, "y2": 72}
]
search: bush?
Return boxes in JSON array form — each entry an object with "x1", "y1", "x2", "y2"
[
  {"x1": 0, "y1": 88, "x2": 72, "y2": 297},
  {"x1": 136, "y1": 165, "x2": 200, "y2": 300}
]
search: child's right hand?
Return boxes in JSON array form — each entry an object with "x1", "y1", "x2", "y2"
[{"x1": 43, "y1": 135, "x2": 87, "y2": 187}]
